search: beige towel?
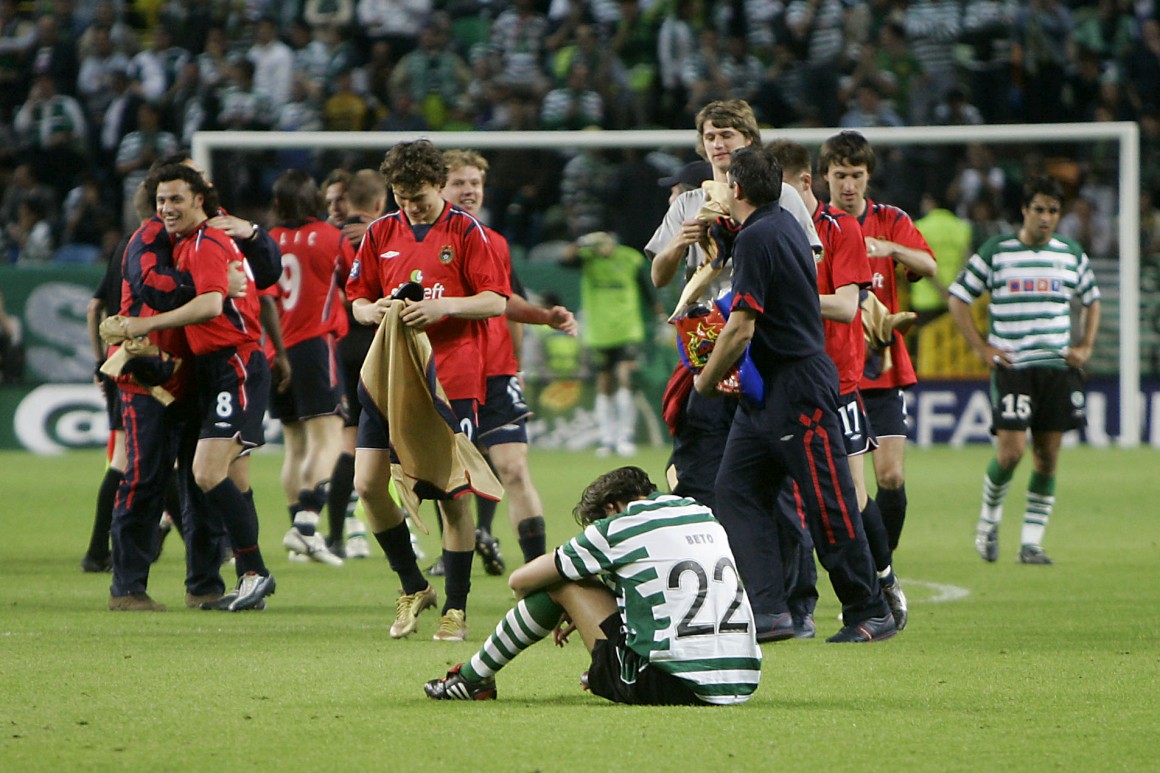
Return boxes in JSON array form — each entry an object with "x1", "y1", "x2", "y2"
[
  {"x1": 97, "y1": 315, "x2": 179, "y2": 405},
  {"x1": 360, "y1": 301, "x2": 503, "y2": 533},
  {"x1": 860, "y1": 293, "x2": 917, "y2": 376}
]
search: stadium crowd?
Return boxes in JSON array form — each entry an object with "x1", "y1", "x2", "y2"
[{"x1": 0, "y1": 0, "x2": 1158, "y2": 269}]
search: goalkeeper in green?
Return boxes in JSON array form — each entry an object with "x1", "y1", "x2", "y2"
[{"x1": 424, "y1": 466, "x2": 762, "y2": 705}]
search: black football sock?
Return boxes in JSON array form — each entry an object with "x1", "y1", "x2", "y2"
[
  {"x1": 327, "y1": 452, "x2": 355, "y2": 543},
  {"x1": 876, "y1": 485, "x2": 908, "y2": 551},
  {"x1": 475, "y1": 495, "x2": 497, "y2": 535},
  {"x1": 861, "y1": 498, "x2": 893, "y2": 575},
  {"x1": 374, "y1": 521, "x2": 427, "y2": 594},
  {"x1": 441, "y1": 549, "x2": 474, "y2": 614},
  {"x1": 87, "y1": 467, "x2": 123, "y2": 560},
  {"x1": 205, "y1": 480, "x2": 265, "y2": 576},
  {"x1": 517, "y1": 515, "x2": 546, "y2": 562}
]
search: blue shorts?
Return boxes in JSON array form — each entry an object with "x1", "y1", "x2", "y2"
[
  {"x1": 837, "y1": 390, "x2": 877, "y2": 457},
  {"x1": 478, "y1": 374, "x2": 531, "y2": 447},
  {"x1": 195, "y1": 346, "x2": 270, "y2": 449},
  {"x1": 269, "y1": 334, "x2": 344, "y2": 423},
  {"x1": 860, "y1": 387, "x2": 910, "y2": 439},
  {"x1": 356, "y1": 381, "x2": 478, "y2": 450}
]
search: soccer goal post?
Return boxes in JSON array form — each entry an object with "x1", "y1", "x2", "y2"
[{"x1": 192, "y1": 122, "x2": 1142, "y2": 447}]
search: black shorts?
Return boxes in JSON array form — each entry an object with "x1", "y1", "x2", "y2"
[
  {"x1": 591, "y1": 344, "x2": 639, "y2": 374},
  {"x1": 478, "y1": 374, "x2": 531, "y2": 446},
  {"x1": 195, "y1": 346, "x2": 270, "y2": 449},
  {"x1": 860, "y1": 387, "x2": 910, "y2": 439},
  {"x1": 269, "y1": 334, "x2": 345, "y2": 423},
  {"x1": 990, "y1": 366, "x2": 1086, "y2": 433},
  {"x1": 355, "y1": 381, "x2": 478, "y2": 450},
  {"x1": 837, "y1": 390, "x2": 877, "y2": 457},
  {"x1": 586, "y1": 614, "x2": 703, "y2": 706},
  {"x1": 339, "y1": 324, "x2": 374, "y2": 429}
]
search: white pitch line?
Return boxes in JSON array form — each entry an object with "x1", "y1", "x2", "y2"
[{"x1": 898, "y1": 578, "x2": 971, "y2": 603}]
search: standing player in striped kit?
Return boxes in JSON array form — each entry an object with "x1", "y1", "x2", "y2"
[
  {"x1": 424, "y1": 466, "x2": 761, "y2": 704},
  {"x1": 820, "y1": 131, "x2": 936, "y2": 555},
  {"x1": 949, "y1": 175, "x2": 1101, "y2": 565},
  {"x1": 266, "y1": 169, "x2": 353, "y2": 568}
]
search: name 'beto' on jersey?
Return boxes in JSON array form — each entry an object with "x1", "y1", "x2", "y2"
[
  {"x1": 345, "y1": 204, "x2": 509, "y2": 402},
  {"x1": 555, "y1": 493, "x2": 762, "y2": 705},
  {"x1": 948, "y1": 232, "x2": 1100, "y2": 369}
]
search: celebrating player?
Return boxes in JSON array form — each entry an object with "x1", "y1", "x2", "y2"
[
  {"x1": 820, "y1": 131, "x2": 936, "y2": 554},
  {"x1": 346, "y1": 140, "x2": 508, "y2": 641}
]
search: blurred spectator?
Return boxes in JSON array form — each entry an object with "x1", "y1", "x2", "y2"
[
  {"x1": 7, "y1": 195, "x2": 54, "y2": 264},
  {"x1": 948, "y1": 142, "x2": 1009, "y2": 220},
  {"x1": 114, "y1": 101, "x2": 178, "y2": 232},
  {"x1": 540, "y1": 61, "x2": 604, "y2": 129},
  {"x1": 61, "y1": 172, "x2": 116, "y2": 248},
  {"x1": 30, "y1": 15, "x2": 80, "y2": 95},
  {"x1": 376, "y1": 90, "x2": 429, "y2": 131},
  {"x1": 0, "y1": 288, "x2": 25, "y2": 383},
  {"x1": 1140, "y1": 187, "x2": 1160, "y2": 266},
  {"x1": 559, "y1": 148, "x2": 613, "y2": 239},
  {"x1": 157, "y1": 0, "x2": 215, "y2": 54},
  {"x1": 1125, "y1": 19, "x2": 1160, "y2": 116},
  {"x1": 76, "y1": 0, "x2": 139, "y2": 59},
  {"x1": 0, "y1": 162, "x2": 54, "y2": 238},
  {"x1": 932, "y1": 85, "x2": 984, "y2": 126},
  {"x1": 287, "y1": 18, "x2": 329, "y2": 89},
  {"x1": 322, "y1": 67, "x2": 374, "y2": 130},
  {"x1": 248, "y1": 16, "x2": 294, "y2": 110},
  {"x1": 13, "y1": 72, "x2": 88, "y2": 193},
  {"x1": 304, "y1": 0, "x2": 355, "y2": 30},
  {"x1": 839, "y1": 79, "x2": 904, "y2": 127},
  {"x1": 0, "y1": 0, "x2": 36, "y2": 118},
  {"x1": 166, "y1": 59, "x2": 214, "y2": 145},
  {"x1": 126, "y1": 24, "x2": 189, "y2": 104},
  {"x1": 1013, "y1": 0, "x2": 1073, "y2": 123},
  {"x1": 1071, "y1": 0, "x2": 1136, "y2": 64},
  {"x1": 275, "y1": 74, "x2": 323, "y2": 132},
  {"x1": 959, "y1": 0, "x2": 1017, "y2": 124},
  {"x1": 76, "y1": 24, "x2": 130, "y2": 121},
  {"x1": 195, "y1": 25, "x2": 233, "y2": 92},
  {"x1": 389, "y1": 19, "x2": 472, "y2": 130},
  {"x1": 656, "y1": 0, "x2": 697, "y2": 128},
  {"x1": 356, "y1": 0, "x2": 431, "y2": 60},
  {"x1": 217, "y1": 57, "x2": 273, "y2": 130},
  {"x1": 687, "y1": 31, "x2": 763, "y2": 115},
  {"x1": 912, "y1": 189, "x2": 972, "y2": 330},
  {"x1": 610, "y1": 0, "x2": 658, "y2": 127},
  {"x1": 784, "y1": 0, "x2": 852, "y2": 126},
  {"x1": 551, "y1": 23, "x2": 624, "y2": 125},
  {"x1": 491, "y1": 0, "x2": 551, "y2": 100},
  {"x1": 1058, "y1": 194, "x2": 1114, "y2": 259},
  {"x1": 903, "y1": 0, "x2": 960, "y2": 123},
  {"x1": 98, "y1": 66, "x2": 141, "y2": 162},
  {"x1": 846, "y1": 20, "x2": 921, "y2": 124},
  {"x1": 966, "y1": 195, "x2": 1013, "y2": 254}
]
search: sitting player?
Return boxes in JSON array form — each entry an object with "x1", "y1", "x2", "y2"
[{"x1": 424, "y1": 466, "x2": 762, "y2": 705}]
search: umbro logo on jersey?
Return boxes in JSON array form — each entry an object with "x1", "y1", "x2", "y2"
[{"x1": 380, "y1": 250, "x2": 401, "y2": 259}]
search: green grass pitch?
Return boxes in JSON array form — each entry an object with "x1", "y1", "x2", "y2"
[{"x1": 1, "y1": 444, "x2": 1157, "y2": 771}]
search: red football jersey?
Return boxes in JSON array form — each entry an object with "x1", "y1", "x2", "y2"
[
  {"x1": 269, "y1": 219, "x2": 353, "y2": 348},
  {"x1": 482, "y1": 226, "x2": 519, "y2": 378},
  {"x1": 175, "y1": 223, "x2": 262, "y2": 356},
  {"x1": 345, "y1": 203, "x2": 509, "y2": 402},
  {"x1": 856, "y1": 198, "x2": 933, "y2": 390},
  {"x1": 814, "y1": 202, "x2": 871, "y2": 395}
]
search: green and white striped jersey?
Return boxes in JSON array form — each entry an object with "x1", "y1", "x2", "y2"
[
  {"x1": 554, "y1": 493, "x2": 762, "y2": 705},
  {"x1": 948, "y1": 233, "x2": 1100, "y2": 368}
]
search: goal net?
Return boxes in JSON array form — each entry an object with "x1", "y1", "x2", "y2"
[{"x1": 192, "y1": 123, "x2": 1143, "y2": 447}]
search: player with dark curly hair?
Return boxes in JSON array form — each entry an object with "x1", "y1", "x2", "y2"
[
  {"x1": 346, "y1": 139, "x2": 509, "y2": 641},
  {"x1": 424, "y1": 466, "x2": 761, "y2": 704}
]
